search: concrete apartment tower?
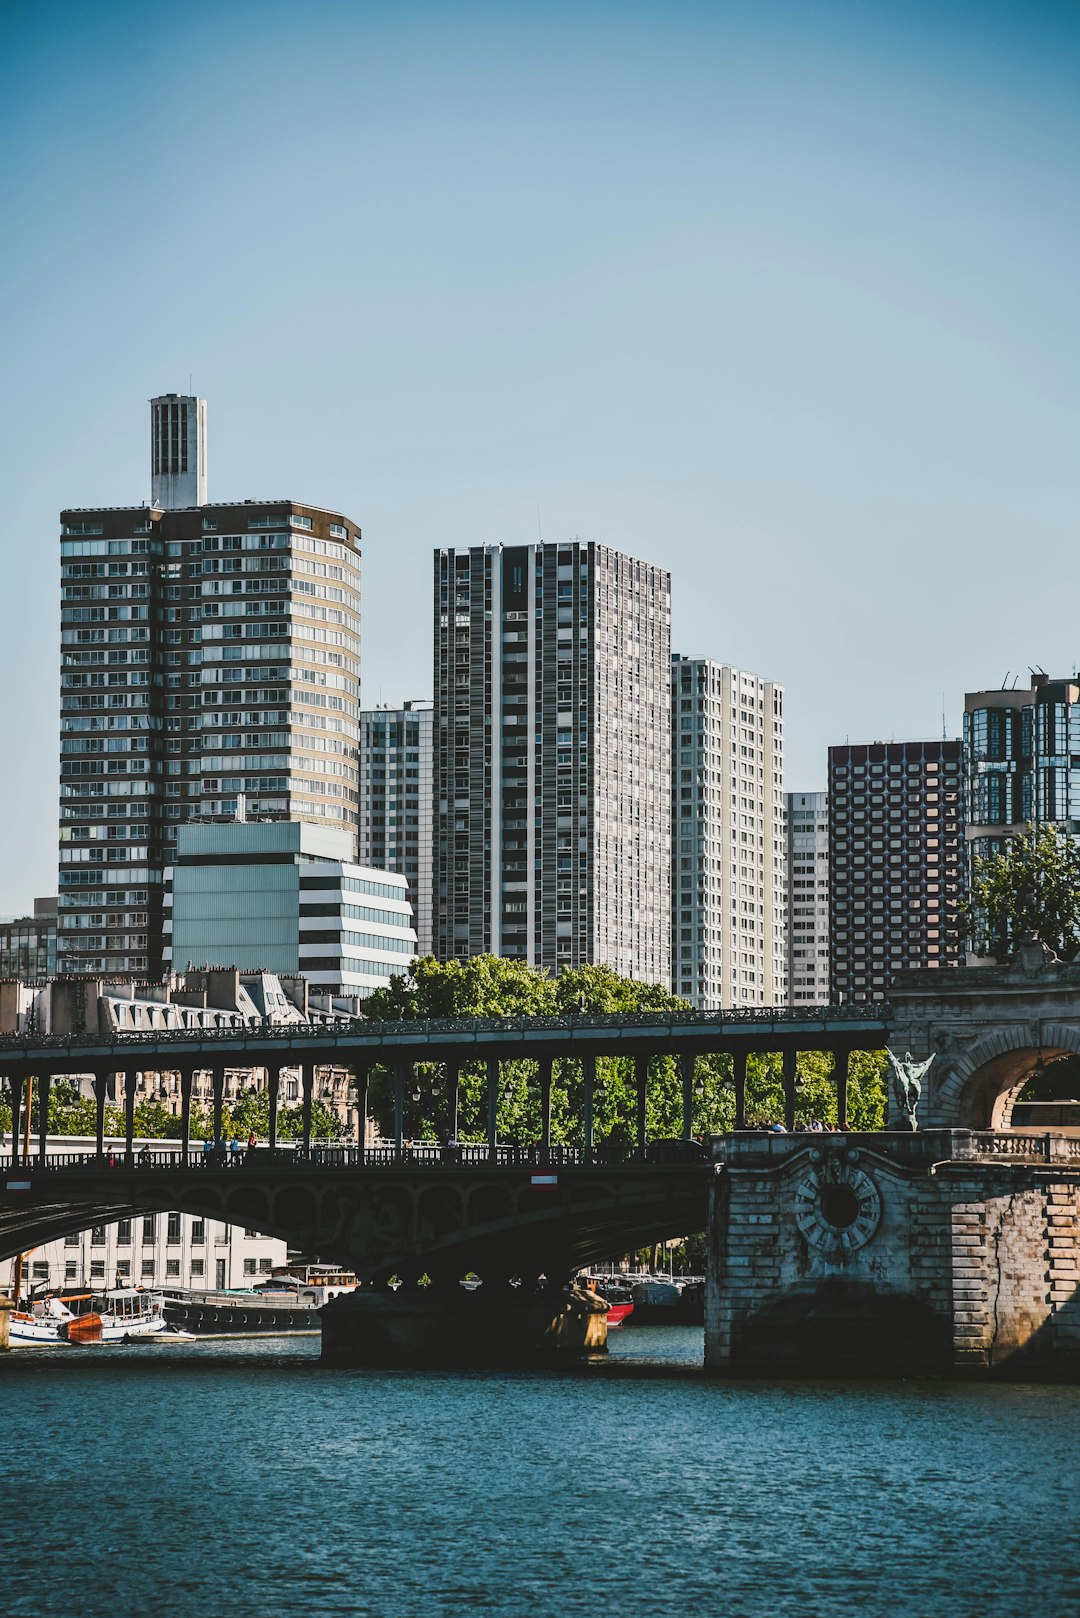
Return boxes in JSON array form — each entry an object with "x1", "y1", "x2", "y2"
[
  {"x1": 786, "y1": 790, "x2": 829, "y2": 1005},
  {"x1": 433, "y1": 541, "x2": 671, "y2": 983},
  {"x1": 671, "y1": 657, "x2": 786, "y2": 1007},
  {"x1": 58, "y1": 397, "x2": 362, "y2": 978},
  {"x1": 828, "y1": 740, "x2": 965, "y2": 1002},
  {"x1": 151, "y1": 393, "x2": 208, "y2": 509},
  {"x1": 358, "y1": 700, "x2": 435, "y2": 956}
]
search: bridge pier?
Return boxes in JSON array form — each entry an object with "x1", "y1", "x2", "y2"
[
  {"x1": 320, "y1": 1279, "x2": 608, "y2": 1366},
  {"x1": 707, "y1": 1131, "x2": 1080, "y2": 1380}
]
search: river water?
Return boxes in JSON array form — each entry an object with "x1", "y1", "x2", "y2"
[{"x1": 4, "y1": 1328, "x2": 1080, "y2": 1618}]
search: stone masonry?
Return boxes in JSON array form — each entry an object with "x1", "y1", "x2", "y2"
[{"x1": 706, "y1": 1131, "x2": 1080, "y2": 1378}]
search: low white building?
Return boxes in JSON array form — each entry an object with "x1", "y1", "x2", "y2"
[{"x1": 3, "y1": 1138, "x2": 287, "y2": 1297}]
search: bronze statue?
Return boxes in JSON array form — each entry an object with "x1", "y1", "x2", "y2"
[{"x1": 885, "y1": 1048, "x2": 935, "y2": 1131}]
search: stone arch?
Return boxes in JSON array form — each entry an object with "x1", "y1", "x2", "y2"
[{"x1": 932, "y1": 1022, "x2": 1080, "y2": 1128}]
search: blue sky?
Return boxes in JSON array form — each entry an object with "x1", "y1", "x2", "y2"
[{"x1": 1, "y1": 0, "x2": 1078, "y2": 911}]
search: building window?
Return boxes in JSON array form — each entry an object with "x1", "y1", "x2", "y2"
[
  {"x1": 191, "y1": 1220, "x2": 205, "y2": 1244},
  {"x1": 91, "y1": 1225, "x2": 106, "y2": 1245},
  {"x1": 166, "y1": 1259, "x2": 181, "y2": 1277},
  {"x1": 243, "y1": 1259, "x2": 257, "y2": 1276},
  {"x1": 167, "y1": 1212, "x2": 182, "y2": 1244},
  {"x1": 141, "y1": 1259, "x2": 155, "y2": 1278},
  {"x1": 142, "y1": 1215, "x2": 156, "y2": 1244},
  {"x1": 117, "y1": 1219, "x2": 131, "y2": 1244},
  {"x1": 90, "y1": 1261, "x2": 105, "y2": 1278},
  {"x1": 191, "y1": 1258, "x2": 205, "y2": 1278}
]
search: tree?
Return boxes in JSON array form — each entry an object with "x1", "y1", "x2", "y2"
[
  {"x1": 963, "y1": 823, "x2": 1080, "y2": 963},
  {"x1": 357, "y1": 955, "x2": 890, "y2": 1141}
]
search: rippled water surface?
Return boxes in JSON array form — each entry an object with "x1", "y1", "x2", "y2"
[{"x1": 4, "y1": 1328, "x2": 1080, "y2": 1618}]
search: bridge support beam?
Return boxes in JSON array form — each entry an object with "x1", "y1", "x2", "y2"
[
  {"x1": 681, "y1": 1051, "x2": 695, "y2": 1141},
  {"x1": 354, "y1": 1063, "x2": 371, "y2": 1150},
  {"x1": 733, "y1": 1050, "x2": 747, "y2": 1131},
  {"x1": 179, "y1": 1068, "x2": 194, "y2": 1157},
  {"x1": 394, "y1": 1063, "x2": 407, "y2": 1162},
  {"x1": 8, "y1": 1075, "x2": 24, "y2": 1166},
  {"x1": 835, "y1": 1049, "x2": 850, "y2": 1130},
  {"x1": 211, "y1": 1068, "x2": 225, "y2": 1147},
  {"x1": 538, "y1": 1057, "x2": 552, "y2": 1160},
  {"x1": 486, "y1": 1059, "x2": 499, "y2": 1163},
  {"x1": 123, "y1": 1069, "x2": 136, "y2": 1160},
  {"x1": 94, "y1": 1072, "x2": 108, "y2": 1158},
  {"x1": 36, "y1": 1075, "x2": 51, "y2": 1164},
  {"x1": 268, "y1": 1065, "x2": 282, "y2": 1153},
  {"x1": 635, "y1": 1055, "x2": 648, "y2": 1153},
  {"x1": 782, "y1": 1048, "x2": 798, "y2": 1132},
  {"x1": 583, "y1": 1053, "x2": 596, "y2": 1162},
  {"x1": 301, "y1": 1062, "x2": 315, "y2": 1154}
]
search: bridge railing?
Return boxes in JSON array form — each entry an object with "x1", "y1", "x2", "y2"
[
  {"x1": 6, "y1": 1139, "x2": 712, "y2": 1174},
  {"x1": 969, "y1": 1133, "x2": 1080, "y2": 1161},
  {"x1": 0, "y1": 1001, "x2": 889, "y2": 1055}
]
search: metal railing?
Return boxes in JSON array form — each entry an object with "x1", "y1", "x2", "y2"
[
  {"x1": 6, "y1": 1140, "x2": 712, "y2": 1174},
  {"x1": 0, "y1": 1001, "x2": 889, "y2": 1056}
]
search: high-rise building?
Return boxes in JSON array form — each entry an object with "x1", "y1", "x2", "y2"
[
  {"x1": 786, "y1": 791, "x2": 829, "y2": 1005},
  {"x1": 433, "y1": 541, "x2": 670, "y2": 982},
  {"x1": 358, "y1": 701, "x2": 434, "y2": 956},
  {"x1": 964, "y1": 674, "x2": 1080, "y2": 862},
  {"x1": 671, "y1": 657, "x2": 786, "y2": 1007},
  {"x1": 828, "y1": 740, "x2": 965, "y2": 1002},
  {"x1": 58, "y1": 397, "x2": 362, "y2": 977},
  {"x1": 164, "y1": 822, "x2": 415, "y2": 997}
]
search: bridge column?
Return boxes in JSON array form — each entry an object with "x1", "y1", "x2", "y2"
[
  {"x1": 681, "y1": 1051, "x2": 695, "y2": 1141},
  {"x1": 486, "y1": 1058, "x2": 499, "y2": 1162},
  {"x1": 634, "y1": 1055, "x2": 648, "y2": 1154},
  {"x1": 36, "y1": 1074, "x2": 51, "y2": 1164},
  {"x1": 123, "y1": 1069, "x2": 137, "y2": 1161},
  {"x1": 733, "y1": 1050, "x2": 748, "y2": 1130},
  {"x1": 93, "y1": 1071, "x2": 108, "y2": 1158},
  {"x1": 179, "y1": 1067, "x2": 194, "y2": 1158},
  {"x1": 394, "y1": 1063, "x2": 407, "y2": 1161},
  {"x1": 211, "y1": 1067, "x2": 225, "y2": 1147},
  {"x1": 835, "y1": 1049, "x2": 850, "y2": 1130},
  {"x1": 583, "y1": 1052, "x2": 596, "y2": 1162},
  {"x1": 354, "y1": 1062, "x2": 370, "y2": 1151},
  {"x1": 783, "y1": 1048, "x2": 798, "y2": 1132},
  {"x1": 268, "y1": 1064, "x2": 283, "y2": 1153},
  {"x1": 301, "y1": 1062, "x2": 315, "y2": 1155},
  {"x1": 8, "y1": 1074, "x2": 24, "y2": 1166},
  {"x1": 538, "y1": 1056, "x2": 552, "y2": 1161}
]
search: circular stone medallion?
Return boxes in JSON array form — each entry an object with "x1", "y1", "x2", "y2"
[{"x1": 793, "y1": 1158, "x2": 882, "y2": 1260}]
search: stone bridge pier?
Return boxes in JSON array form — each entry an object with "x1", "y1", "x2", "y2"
[{"x1": 707, "y1": 1131, "x2": 1080, "y2": 1378}]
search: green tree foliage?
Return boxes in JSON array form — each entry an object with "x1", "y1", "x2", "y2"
[
  {"x1": 359, "y1": 955, "x2": 888, "y2": 1141},
  {"x1": 964, "y1": 823, "x2": 1080, "y2": 963}
]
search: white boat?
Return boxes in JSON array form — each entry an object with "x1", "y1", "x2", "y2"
[
  {"x1": 63, "y1": 1288, "x2": 169, "y2": 1343},
  {"x1": 8, "y1": 1295, "x2": 76, "y2": 1347}
]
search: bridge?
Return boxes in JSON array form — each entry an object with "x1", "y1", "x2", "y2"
[{"x1": 4, "y1": 963, "x2": 1080, "y2": 1375}]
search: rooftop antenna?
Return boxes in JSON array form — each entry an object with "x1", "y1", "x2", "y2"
[
  {"x1": 942, "y1": 694, "x2": 947, "y2": 740},
  {"x1": 536, "y1": 504, "x2": 543, "y2": 545},
  {"x1": 1002, "y1": 672, "x2": 1011, "y2": 690}
]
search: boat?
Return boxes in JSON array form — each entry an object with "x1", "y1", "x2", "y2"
[
  {"x1": 7, "y1": 1294, "x2": 76, "y2": 1347},
  {"x1": 160, "y1": 1264, "x2": 358, "y2": 1336},
  {"x1": 60, "y1": 1289, "x2": 169, "y2": 1343},
  {"x1": 581, "y1": 1276, "x2": 635, "y2": 1327},
  {"x1": 629, "y1": 1275, "x2": 705, "y2": 1325}
]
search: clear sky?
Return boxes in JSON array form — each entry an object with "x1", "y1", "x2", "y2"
[{"x1": 1, "y1": 0, "x2": 1078, "y2": 913}]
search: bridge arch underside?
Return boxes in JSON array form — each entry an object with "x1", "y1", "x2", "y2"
[
  {"x1": 0, "y1": 1169, "x2": 709, "y2": 1287},
  {"x1": 936, "y1": 1026, "x2": 1080, "y2": 1129}
]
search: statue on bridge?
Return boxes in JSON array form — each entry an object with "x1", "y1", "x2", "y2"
[{"x1": 885, "y1": 1049, "x2": 935, "y2": 1132}]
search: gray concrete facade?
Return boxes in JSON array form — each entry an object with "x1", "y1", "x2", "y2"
[{"x1": 433, "y1": 541, "x2": 671, "y2": 983}]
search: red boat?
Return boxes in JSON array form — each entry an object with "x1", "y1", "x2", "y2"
[{"x1": 583, "y1": 1278, "x2": 635, "y2": 1327}]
